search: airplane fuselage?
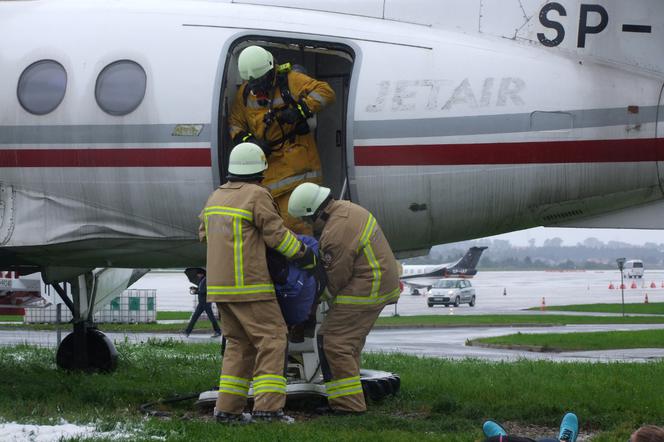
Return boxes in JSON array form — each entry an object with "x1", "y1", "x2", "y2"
[{"x1": 1, "y1": 0, "x2": 663, "y2": 271}]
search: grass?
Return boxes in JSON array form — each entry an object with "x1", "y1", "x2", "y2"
[
  {"x1": 156, "y1": 311, "x2": 193, "y2": 321},
  {"x1": 374, "y1": 314, "x2": 664, "y2": 327},
  {"x1": 0, "y1": 342, "x2": 662, "y2": 441},
  {"x1": 5, "y1": 313, "x2": 664, "y2": 334},
  {"x1": 473, "y1": 329, "x2": 664, "y2": 352},
  {"x1": 0, "y1": 314, "x2": 22, "y2": 322},
  {"x1": 527, "y1": 302, "x2": 664, "y2": 315}
]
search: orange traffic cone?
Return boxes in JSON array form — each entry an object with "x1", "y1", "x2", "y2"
[
  {"x1": 608, "y1": 282, "x2": 615, "y2": 289},
  {"x1": 540, "y1": 297, "x2": 546, "y2": 311},
  {"x1": 651, "y1": 282, "x2": 656, "y2": 289},
  {"x1": 631, "y1": 281, "x2": 637, "y2": 289},
  {"x1": 645, "y1": 293, "x2": 649, "y2": 304}
]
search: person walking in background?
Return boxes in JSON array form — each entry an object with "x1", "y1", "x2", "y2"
[{"x1": 183, "y1": 269, "x2": 221, "y2": 338}]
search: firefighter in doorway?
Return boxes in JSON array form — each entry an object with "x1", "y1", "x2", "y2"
[
  {"x1": 288, "y1": 183, "x2": 401, "y2": 413},
  {"x1": 228, "y1": 45, "x2": 335, "y2": 234},
  {"x1": 199, "y1": 142, "x2": 318, "y2": 423}
]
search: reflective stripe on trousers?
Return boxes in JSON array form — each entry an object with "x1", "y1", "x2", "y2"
[
  {"x1": 219, "y1": 375, "x2": 251, "y2": 397},
  {"x1": 252, "y1": 374, "x2": 287, "y2": 395},
  {"x1": 325, "y1": 376, "x2": 363, "y2": 399}
]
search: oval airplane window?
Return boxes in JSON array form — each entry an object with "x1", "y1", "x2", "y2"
[
  {"x1": 17, "y1": 60, "x2": 67, "y2": 115},
  {"x1": 95, "y1": 60, "x2": 146, "y2": 116}
]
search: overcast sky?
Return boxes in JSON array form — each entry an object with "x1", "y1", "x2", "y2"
[{"x1": 482, "y1": 227, "x2": 664, "y2": 247}]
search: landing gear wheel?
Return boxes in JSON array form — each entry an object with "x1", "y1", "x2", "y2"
[
  {"x1": 360, "y1": 369, "x2": 400, "y2": 402},
  {"x1": 56, "y1": 328, "x2": 118, "y2": 372}
]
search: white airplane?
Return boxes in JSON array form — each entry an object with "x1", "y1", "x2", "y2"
[
  {"x1": 1, "y1": 0, "x2": 663, "y2": 371},
  {"x1": 401, "y1": 246, "x2": 487, "y2": 294}
]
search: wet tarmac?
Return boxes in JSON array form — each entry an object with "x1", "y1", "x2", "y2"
[
  {"x1": 130, "y1": 270, "x2": 664, "y2": 316},
  {"x1": 4, "y1": 270, "x2": 664, "y2": 363},
  {"x1": 3, "y1": 323, "x2": 664, "y2": 363}
]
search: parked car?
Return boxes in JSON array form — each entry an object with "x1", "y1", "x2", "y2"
[
  {"x1": 623, "y1": 259, "x2": 644, "y2": 279},
  {"x1": 427, "y1": 279, "x2": 475, "y2": 307}
]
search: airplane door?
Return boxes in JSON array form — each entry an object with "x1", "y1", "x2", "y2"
[
  {"x1": 658, "y1": 84, "x2": 664, "y2": 191},
  {"x1": 317, "y1": 76, "x2": 348, "y2": 198}
]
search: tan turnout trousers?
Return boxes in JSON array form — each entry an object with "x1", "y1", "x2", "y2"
[
  {"x1": 317, "y1": 304, "x2": 385, "y2": 412},
  {"x1": 216, "y1": 300, "x2": 288, "y2": 414}
]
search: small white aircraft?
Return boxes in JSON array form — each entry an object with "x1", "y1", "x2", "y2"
[
  {"x1": 1, "y1": 0, "x2": 663, "y2": 370},
  {"x1": 401, "y1": 246, "x2": 487, "y2": 295}
]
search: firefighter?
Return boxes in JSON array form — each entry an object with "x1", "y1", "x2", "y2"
[
  {"x1": 228, "y1": 45, "x2": 335, "y2": 234},
  {"x1": 287, "y1": 183, "x2": 401, "y2": 414},
  {"x1": 199, "y1": 142, "x2": 317, "y2": 424}
]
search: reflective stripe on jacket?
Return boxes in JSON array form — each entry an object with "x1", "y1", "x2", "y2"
[
  {"x1": 318, "y1": 201, "x2": 400, "y2": 309},
  {"x1": 199, "y1": 181, "x2": 303, "y2": 302},
  {"x1": 228, "y1": 70, "x2": 335, "y2": 197}
]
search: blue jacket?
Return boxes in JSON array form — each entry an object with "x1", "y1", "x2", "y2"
[{"x1": 274, "y1": 235, "x2": 320, "y2": 326}]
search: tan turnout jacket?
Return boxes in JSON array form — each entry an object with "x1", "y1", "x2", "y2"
[
  {"x1": 228, "y1": 70, "x2": 335, "y2": 198},
  {"x1": 317, "y1": 200, "x2": 400, "y2": 309},
  {"x1": 199, "y1": 181, "x2": 304, "y2": 302}
]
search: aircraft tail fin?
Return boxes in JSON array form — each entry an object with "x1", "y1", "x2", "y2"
[{"x1": 449, "y1": 246, "x2": 487, "y2": 273}]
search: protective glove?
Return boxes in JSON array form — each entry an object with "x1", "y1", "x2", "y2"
[
  {"x1": 277, "y1": 99, "x2": 312, "y2": 125},
  {"x1": 276, "y1": 107, "x2": 301, "y2": 125},
  {"x1": 233, "y1": 131, "x2": 272, "y2": 157},
  {"x1": 292, "y1": 243, "x2": 318, "y2": 276}
]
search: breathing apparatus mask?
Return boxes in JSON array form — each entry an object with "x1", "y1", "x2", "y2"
[{"x1": 248, "y1": 69, "x2": 275, "y2": 106}]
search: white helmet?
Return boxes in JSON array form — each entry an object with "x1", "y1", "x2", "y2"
[
  {"x1": 228, "y1": 142, "x2": 268, "y2": 175},
  {"x1": 238, "y1": 46, "x2": 274, "y2": 80},
  {"x1": 288, "y1": 183, "x2": 331, "y2": 218}
]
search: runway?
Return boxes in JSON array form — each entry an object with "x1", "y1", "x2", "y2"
[
  {"x1": 127, "y1": 269, "x2": 664, "y2": 316},
  {"x1": 5, "y1": 270, "x2": 664, "y2": 363},
  {"x1": 3, "y1": 323, "x2": 664, "y2": 363}
]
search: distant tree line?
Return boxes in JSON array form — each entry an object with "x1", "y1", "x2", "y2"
[{"x1": 402, "y1": 237, "x2": 664, "y2": 270}]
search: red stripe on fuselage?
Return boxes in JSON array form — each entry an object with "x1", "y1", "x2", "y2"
[
  {"x1": 354, "y1": 138, "x2": 664, "y2": 166},
  {"x1": 0, "y1": 148, "x2": 211, "y2": 167}
]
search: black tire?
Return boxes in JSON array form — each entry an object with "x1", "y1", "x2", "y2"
[
  {"x1": 427, "y1": 303, "x2": 433, "y2": 307},
  {"x1": 388, "y1": 375, "x2": 401, "y2": 395},
  {"x1": 469, "y1": 296, "x2": 476, "y2": 307},
  {"x1": 362, "y1": 379, "x2": 386, "y2": 402},
  {"x1": 377, "y1": 378, "x2": 393, "y2": 396},
  {"x1": 412, "y1": 289, "x2": 420, "y2": 296},
  {"x1": 56, "y1": 329, "x2": 118, "y2": 372},
  {"x1": 454, "y1": 296, "x2": 460, "y2": 307},
  {"x1": 444, "y1": 304, "x2": 449, "y2": 307},
  {"x1": 361, "y1": 370, "x2": 400, "y2": 402}
]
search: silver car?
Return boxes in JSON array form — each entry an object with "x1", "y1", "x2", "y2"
[{"x1": 427, "y1": 279, "x2": 476, "y2": 307}]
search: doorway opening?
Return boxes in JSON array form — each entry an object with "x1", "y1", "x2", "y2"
[{"x1": 218, "y1": 36, "x2": 355, "y2": 200}]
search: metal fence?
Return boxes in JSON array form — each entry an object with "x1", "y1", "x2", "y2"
[{"x1": 25, "y1": 289, "x2": 157, "y2": 324}]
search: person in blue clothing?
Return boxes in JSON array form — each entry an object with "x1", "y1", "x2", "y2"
[
  {"x1": 482, "y1": 412, "x2": 579, "y2": 442},
  {"x1": 183, "y1": 269, "x2": 222, "y2": 338}
]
